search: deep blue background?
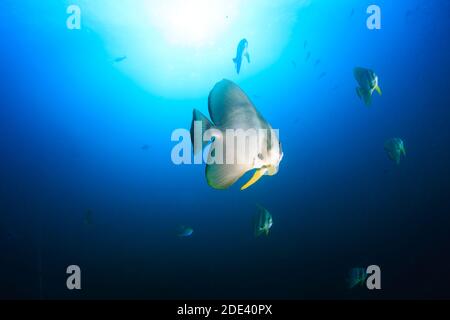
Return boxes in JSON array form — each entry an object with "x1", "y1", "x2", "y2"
[{"x1": 1, "y1": 0, "x2": 449, "y2": 299}]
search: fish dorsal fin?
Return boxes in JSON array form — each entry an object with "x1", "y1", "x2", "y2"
[
  {"x1": 208, "y1": 80, "x2": 268, "y2": 130},
  {"x1": 244, "y1": 52, "x2": 250, "y2": 63}
]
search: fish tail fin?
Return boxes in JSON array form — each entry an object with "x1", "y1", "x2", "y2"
[
  {"x1": 233, "y1": 58, "x2": 241, "y2": 74},
  {"x1": 190, "y1": 109, "x2": 214, "y2": 154}
]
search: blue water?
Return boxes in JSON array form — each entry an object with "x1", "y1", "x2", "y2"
[{"x1": 1, "y1": 0, "x2": 449, "y2": 299}]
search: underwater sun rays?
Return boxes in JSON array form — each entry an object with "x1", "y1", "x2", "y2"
[{"x1": 76, "y1": 0, "x2": 311, "y2": 98}]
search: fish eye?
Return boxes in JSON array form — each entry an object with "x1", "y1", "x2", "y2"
[{"x1": 258, "y1": 153, "x2": 264, "y2": 160}]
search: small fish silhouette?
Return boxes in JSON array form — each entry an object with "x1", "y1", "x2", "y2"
[{"x1": 114, "y1": 56, "x2": 127, "y2": 63}]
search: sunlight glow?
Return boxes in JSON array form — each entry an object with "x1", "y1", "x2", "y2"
[
  {"x1": 152, "y1": 0, "x2": 236, "y2": 47},
  {"x1": 78, "y1": 0, "x2": 311, "y2": 98}
]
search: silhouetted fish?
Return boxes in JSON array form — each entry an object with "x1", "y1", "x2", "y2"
[
  {"x1": 348, "y1": 268, "x2": 367, "y2": 288},
  {"x1": 177, "y1": 226, "x2": 194, "y2": 238},
  {"x1": 233, "y1": 39, "x2": 250, "y2": 75},
  {"x1": 354, "y1": 67, "x2": 382, "y2": 106},
  {"x1": 114, "y1": 56, "x2": 127, "y2": 63},
  {"x1": 254, "y1": 205, "x2": 273, "y2": 237},
  {"x1": 384, "y1": 138, "x2": 406, "y2": 165}
]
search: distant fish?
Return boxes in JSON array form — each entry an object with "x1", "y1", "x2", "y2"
[
  {"x1": 305, "y1": 52, "x2": 311, "y2": 62},
  {"x1": 350, "y1": 8, "x2": 355, "y2": 18},
  {"x1": 353, "y1": 67, "x2": 382, "y2": 106},
  {"x1": 291, "y1": 60, "x2": 297, "y2": 68},
  {"x1": 254, "y1": 205, "x2": 273, "y2": 237},
  {"x1": 177, "y1": 226, "x2": 194, "y2": 238},
  {"x1": 114, "y1": 56, "x2": 127, "y2": 63},
  {"x1": 318, "y1": 72, "x2": 327, "y2": 80},
  {"x1": 384, "y1": 138, "x2": 406, "y2": 165},
  {"x1": 304, "y1": 40, "x2": 308, "y2": 49},
  {"x1": 347, "y1": 267, "x2": 367, "y2": 288},
  {"x1": 141, "y1": 144, "x2": 150, "y2": 151},
  {"x1": 233, "y1": 39, "x2": 250, "y2": 75},
  {"x1": 314, "y1": 59, "x2": 321, "y2": 68}
]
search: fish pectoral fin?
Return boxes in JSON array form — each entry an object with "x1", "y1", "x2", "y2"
[
  {"x1": 375, "y1": 85, "x2": 382, "y2": 95},
  {"x1": 244, "y1": 52, "x2": 250, "y2": 63},
  {"x1": 241, "y1": 168, "x2": 267, "y2": 191}
]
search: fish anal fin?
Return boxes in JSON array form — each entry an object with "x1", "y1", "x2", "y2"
[{"x1": 241, "y1": 168, "x2": 267, "y2": 191}]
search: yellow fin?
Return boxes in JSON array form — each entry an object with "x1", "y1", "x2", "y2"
[
  {"x1": 241, "y1": 168, "x2": 266, "y2": 191},
  {"x1": 375, "y1": 85, "x2": 382, "y2": 96}
]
